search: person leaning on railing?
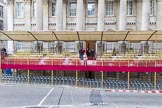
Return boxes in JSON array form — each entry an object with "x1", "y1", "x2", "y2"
[
  {"x1": 38, "y1": 53, "x2": 48, "y2": 65},
  {"x1": 1, "y1": 47, "x2": 7, "y2": 57},
  {"x1": 1, "y1": 47, "x2": 7, "y2": 74}
]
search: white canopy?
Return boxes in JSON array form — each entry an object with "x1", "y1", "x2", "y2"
[{"x1": 0, "y1": 30, "x2": 161, "y2": 42}]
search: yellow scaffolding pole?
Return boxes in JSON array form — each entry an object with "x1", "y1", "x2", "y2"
[
  {"x1": 128, "y1": 42, "x2": 130, "y2": 90},
  {"x1": 128, "y1": 72, "x2": 130, "y2": 90},
  {"x1": 51, "y1": 58, "x2": 54, "y2": 85},
  {"x1": 51, "y1": 70, "x2": 54, "y2": 85},
  {"x1": 76, "y1": 58, "x2": 78, "y2": 87},
  {"x1": 27, "y1": 46, "x2": 30, "y2": 84},
  {"x1": 154, "y1": 30, "x2": 157, "y2": 90},
  {"x1": 154, "y1": 52, "x2": 157, "y2": 90},
  {"x1": 154, "y1": 72, "x2": 157, "y2": 90},
  {"x1": 76, "y1": 70, "x2": 78, "y2": 87},
  {"x1": 101, "y1": 58, "x2": 104, "y2": 88},
  {"x1": 27, "y1": 70, "x2": 30, "y2": 84},
  {"x1": 101, "y1": 71, "x2": 103, "y2": 88},
  {"x1": 26, "y1": 36, "x2": 30, "y2": 84}
]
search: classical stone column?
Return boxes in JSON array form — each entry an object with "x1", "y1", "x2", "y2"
[
  {"x1": 136, "y1": 0, "x2": 142, "y2": 30},
  {"x1": 36, "y1": 0, "x2": 43, "y2": 30},
  {"x1": 141, "y1": 0, "x2": 150, "y2": 30},
  {"x1": 63, "y1": 0, "x2": 67, "y2": 30},
  {"x1": 42, "y1": 1, "x2": 49, "y2": 49},
  {"x1": 43, "y1": 0, "x2": 49, "y2": 30},
  {"x1": 3, "y1": 4, "x2": 7, "y2": 30},
  {"x1": 119, "y1": 0, "x2": 127, "y2": 30},
  {"x1": 56, "y1": 0, "x2": 63, "y2": 30},
  {"x1": 157, "y1": 0, "x2": 162, "y2": 30},
  {"x1": 7, "y1": 0, "x2": 14, "y2": 54},
  {"x1": 24, "y1": 0, "x2": 31, "y2": 30},
  {"x1": 7, "y1": 1, "x2": 13, "y2": 31},
  {"x1": 76, "y1": 0, "x2": 84, "y2": 30},
  {"x1": 97, "y1": 0, "x2": 105, "y2": 31}
]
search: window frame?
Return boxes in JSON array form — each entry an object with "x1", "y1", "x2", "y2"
[
  {"x1": 52, "y1": 2, "x2": 56, "y2": 16},
  {"x1": 127, "y1": 0, "x2": 133, "y2": 16},
  {"x1": 16, "y1": 2, "x2": 24, "y2": 18},
  {"x1": 69, "y1": 1, "x2": 77, "y2": 17},
  {"x1": 0, "y1": 6, "x2": 3, "y2": 18},
  {"x1": 106, "y1": 0, "x2": 114, "y2": 16},
  {"x1": 87, "y1": 1, "x2": 95, "y2": 16},
  {"x1": 150, "y1": 0, "x2": 154, "y2": 16}
]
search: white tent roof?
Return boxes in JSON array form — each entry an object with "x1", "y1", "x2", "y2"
[{"x1": 0, "y1": 30, "x2": 161, "y2": 42}]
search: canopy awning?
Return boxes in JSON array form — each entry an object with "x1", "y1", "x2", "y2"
[{"x1": 0, "y1": 30, "x2": 161, "y2": 42}]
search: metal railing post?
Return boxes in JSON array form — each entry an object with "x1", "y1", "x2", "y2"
[
  {"x1": 51, "y1": 58, "x2": 54, "y2": 85},
  {"x1": 101, "y1": 58, "x2": 104, "y2": 88},
  {"x1": 51, "y1": 70, "x2": 54, "y2": 85},
  {"x1": 27, "y1": 55, "x2": 30, "y2": 84},
  {"x1": 101, "y1": 71, "x2": 103, "y2": 89},
  {"x1": 154, "y1": 72, "x2": 157, "y2": 90},
  {"x1": 27, "y1": 69, "x2": 30, "y2": 84},
  {"x1": 76, "y1": 58, "x2": 78, "y2": 87},
  {"x1": 128, "y1": 72, "x2": 130, "y2": 90}
]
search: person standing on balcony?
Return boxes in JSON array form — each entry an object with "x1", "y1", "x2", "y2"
[
  {"x1": 1, "y1": 47, "x2": 7, "y2": 73},
  {"x1": 79, "y1": 48, "x2": 84, "y2": 60},
  {"x1": 1, "y1": 47, "x2": 7, "y2": 57},
  {"x1": 38, "y1": 54, "x2": 48, "y2": 75},
  {"x1": 39, "y1": 54, "x2": 48, "y2": 65}
]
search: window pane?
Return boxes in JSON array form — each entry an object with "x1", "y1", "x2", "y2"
[
  {"x1": 150, "y1": 0, "x2": 154, "y2": 16},
  {"x1": 16, "y1": 2, "x2": 24, "y2": 18},
  {"x1": 127, "y1": 0, "x2": 133, "y2": 16},
  {"x1": 88, "y1": 2, "x2": 95, "y2": 16},
  {"x1": 52, "y1": 2, "x2": 56, "y2": 16},
  {"x1": 106, "y1": 1, "x2": 114, "y2": 16},
  {"x1": 70, "y1": 1, "x2": 76, "y2": 16},
  {"x1": 17, "y1": 42, "x2": 23, "y2": 50},
  {"x1": 33, "y1": 2, "x2": 36, "y2": 18},
  {"x1": 0, "y1": 6, "x2": 3, "y2": 17}
]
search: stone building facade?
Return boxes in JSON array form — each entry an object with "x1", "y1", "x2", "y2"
[{"x1": 7, "y1": 0, "x2": 162, "y2": 31}]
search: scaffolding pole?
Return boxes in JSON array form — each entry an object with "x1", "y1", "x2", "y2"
[
  {"x1": 101, "y1": 71, "x2": 103, "y2": 88},
  {"x1": 128, "y1": 72, "x2": 130, "y2": 90},
  {"x1": 76, "y1": 70, "x2": 78, "y2": 87},
  {"x1": 51, "y1": 58, "x2": 54, "y2": 85},
  {"x1": 76, "y1": 59, "x2": 78, "y2": 87},
  {"x1": 27, "y1": 70, "x2": 30, "y2": 84},
  {"x1": 154, "y1": 72, "x2": 157, "y2": 90},
  {"x1": 101, "y1": 59, "x2": 104, "y2": 88},
  {"x1": 51, "y1": 70, "x2": 54, "y2": 85}
]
